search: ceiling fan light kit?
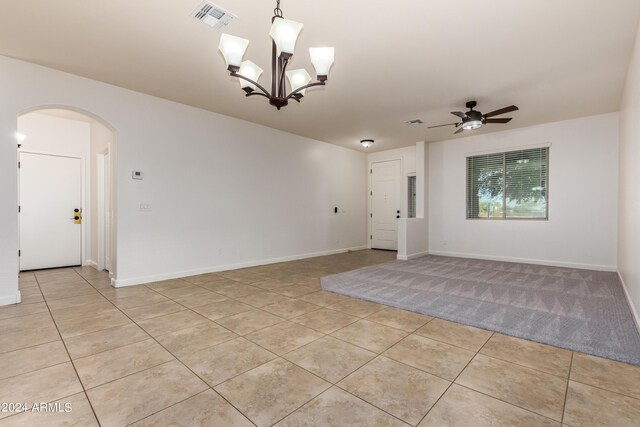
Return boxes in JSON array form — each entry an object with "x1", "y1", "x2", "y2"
[
  {"x1": 218, "y1": 0, "x2": 334, "y2": 110},
  {"x1": 430, "y1": 100, "x2": 519, "y2": 134}
]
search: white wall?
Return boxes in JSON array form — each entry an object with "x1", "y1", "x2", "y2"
[
  {"x1": 429, "y1": 113, "x2": 619, "y2": 271},
  {"x1": 618, "y1": 23, "x2": 640, "y2": 324},
  {"x1": 0, "y1": 55, "x2": 368, "y2": 303},
  {"x1": 18, "y1": 113, "x2": 92, "y2": 265}
]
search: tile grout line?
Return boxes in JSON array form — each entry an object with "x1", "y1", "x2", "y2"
[
  {"x1": 32, "y1": 268, "x2": 103, "y2": 427},
  {"x1": 131, "y1": 276, "x2": 332, "y2": 426},
  {"x1": 561, "y1": 352, "x2": 574, "y2": 425},
  {"x1": 18, "y1": 253, "x2": 632, "y2": 426},
  {"x1": 79, "y1": 277, "x2": 258, "y2": 427},
  {"x1": 137, "y1": 273, "x2": 409, "y2": 426},
  {"x1": 430, "y1": 331, "x2": 566, "y2": 424},
  {"x1": 452, "y1": 383, "x2": 563, "y2": 424},
  {"x1": 413, "y1": 332, "x2": 494, "y2": 426}
]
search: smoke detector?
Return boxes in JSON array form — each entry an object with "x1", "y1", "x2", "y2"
[
  {"x1": 192, "y1": 2, "x2": 236, "y2": 30},
  {"x1": 404, "y1": 118, "x2": 424, "y2": 125}
]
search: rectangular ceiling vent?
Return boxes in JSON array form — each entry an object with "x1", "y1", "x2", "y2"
[
  {"x1": 404, "y1": 119, "x2": 424, "y2": 125},
  {"x1": 192, "y1": 2, "x2": 236, "y2": 31}
]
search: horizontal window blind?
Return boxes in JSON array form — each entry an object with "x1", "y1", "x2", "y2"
[{"x1": 467, "y1": 147, "x2": 548, "y2": 220}]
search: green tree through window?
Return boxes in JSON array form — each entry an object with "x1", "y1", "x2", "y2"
[{"x1": 467, "y1": 147, "x2": 548, "y2": 219}]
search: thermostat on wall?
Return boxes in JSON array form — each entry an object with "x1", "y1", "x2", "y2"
[{"x1": 132, "y1": 171, "x2": 143, "y2": 180}]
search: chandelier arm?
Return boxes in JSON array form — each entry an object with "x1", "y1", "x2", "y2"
[
  {"x1": 285, "y1": 81, "x2": 326, "y2": 100},
  {"x1": 230, "y1": 72, "x2": 272, "y2": 98},
  {"x1": 272, "y1": 41, "x2": 278, "y2": 97},
  {"x1": 246, "y1": 92, "x2": 271, "y2": 99},
  {"x1": 279, "y1": 57, "x2": 290, "y2": 98}
]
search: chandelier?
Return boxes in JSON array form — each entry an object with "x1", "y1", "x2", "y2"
[{"x1": 217, "y1": 0, "x2": 335, "y2": 110}]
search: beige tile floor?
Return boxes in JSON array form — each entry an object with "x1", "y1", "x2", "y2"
[{"x1": 1, "y1": 250, "x2": 640, "y2": 426}]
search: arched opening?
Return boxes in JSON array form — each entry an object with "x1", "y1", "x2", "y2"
[{"x1": 16, "y1": 106, "x2": 117, "y2": 282}]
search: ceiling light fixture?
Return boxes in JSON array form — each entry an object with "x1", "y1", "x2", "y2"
[
  {"x1": 218, "y1": 0, "x2": 334, "y2": 110},
  {"x1": 360, "y1": 139, "x2": 374, "y2": 149},
  {"x1": 16, "y1": 133, "x2": 26, "y2": 146},
  {"x1": 462, "y1": 120, "x2": 483, "y2": 130}
]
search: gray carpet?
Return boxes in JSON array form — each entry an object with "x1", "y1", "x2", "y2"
[{"x1": 321, "y1": 255, "x2": 640, "y2": 365}]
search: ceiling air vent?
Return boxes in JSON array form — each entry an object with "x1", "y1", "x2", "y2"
[
  {"x1": 192, "y1": 2, "x2": 236, "y2": 31},
  {"x1": 404, "y1": 119, "x2": 424, "y2": 125}
]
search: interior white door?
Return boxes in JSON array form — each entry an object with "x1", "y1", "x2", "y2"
[
  {"x1": 371, "y1": 159, "x2": 401, "y2": 250},
  {"x1": 19, "y1": 152, "x2": 82, "y2": 270}
]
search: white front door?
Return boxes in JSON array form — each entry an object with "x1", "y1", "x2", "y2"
[
  {"x1": 19, "y1": 152, "x2": 82, "y2": 271},
  {"x1": 371, "y1": 160, "x2": 401, "y2": 250}
]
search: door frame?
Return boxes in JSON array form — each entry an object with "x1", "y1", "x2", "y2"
[
  {"x1": 368, "y1": 158, "x2": 403, "y2": 250},
  {"x1": 18, "y1": 149, "x2": 87, "y2": 270},
  {"x1": 97, "y1": 147, "x2": 111, "y2": 271}
]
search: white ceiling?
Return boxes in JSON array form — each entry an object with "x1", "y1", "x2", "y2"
[{"x1": 2, "y1": 0, "x2": 639, "y2": 152}]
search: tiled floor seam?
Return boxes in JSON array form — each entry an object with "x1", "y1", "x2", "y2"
[
  {"x1": 560, "y1": 351, "x2": 574, "y2": 425},
  {"x1": 565, "y1": 377, "x2": 640, "y2": 402},
  {"x1": 0, "y1": 337, "x2": 61, "y2": 355},
  {"x1": 35, "y1": 269, "x2": 102, "y2": 427},
  {"x1": 135, "y1": 276, "x2": 412, "y2": 425},
  {"x1": 103, "y1": 281, "x2": 278, "y2": 425},
  {"x1": 332, "y1": 382, "x2": 422, "y2": 426},
  {"x1": 413, "y1": 331, "x2": 489, "y2": 427},
  {"x1": 122, "y1": 388, "x2": 257, "y2": 427},
  {"x1": 474, "y1": 352, "x2": 572, "y2": 381}
]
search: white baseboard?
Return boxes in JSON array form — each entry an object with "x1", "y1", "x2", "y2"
[
  {"x1": 397, "y1": 251, "x2": 429, "y2": 261},
  {"x1": 0, "y1": 291, "x2": 21, "y2": 307},
  {"x1": 428, "y1": 250, "x2": 617, "y2": 272},
  {"x1": 618, "y1": 270, "x2": 640, "y2": 333},
  {"x1": 112, "y1": 246, "x2": 369, "y2": 287},
  {"x1": 84, "y1": 260, "x2": 98, "y2": 269}
]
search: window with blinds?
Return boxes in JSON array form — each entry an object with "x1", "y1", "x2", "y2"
[
  {"x1": 466, "y1": 147, "x2": 548, "y2": 220},
  {"x1": 408, "y1": 175, "x2": 416, "y2": 218}
]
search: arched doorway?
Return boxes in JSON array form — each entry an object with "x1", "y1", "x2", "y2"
[{"x1": 17, "y1": 106, "x2": 117, "y2": 281}]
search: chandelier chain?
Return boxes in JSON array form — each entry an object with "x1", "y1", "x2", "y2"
[{"x1": 274, "y1": 0, "x2": 284, "y2": 18}]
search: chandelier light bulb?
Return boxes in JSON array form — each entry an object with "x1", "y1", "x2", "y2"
[
  {"x1": 238, "y1": 61, "x2": 263, "y2": 90},
  {"x1": 309, "y1": 47, "x2": 334, "y2": 79},
  {"x1": 269, "y1": 17, "x2": 304, "y2": 57},
  {"x1": 286, "y1": 69, "x2": 312, "y2": 95},
  {"x1": 219, "y1": 34, "x2": 250, "y2": 69}
]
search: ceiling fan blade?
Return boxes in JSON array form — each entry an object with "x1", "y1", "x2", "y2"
[
  {"x1": 454, "y1": 127, "x2": 465, "y2": 135},
  {"x1": 451, "y1": 111, "x2": 467, "y2": 119},
  {"x1": 483, "y1": 105, "x2": 518, "y2": 118},
  {"x1": 484, "y1": 118, "x2": 512, "y2": 124},
  {"x1": 428, "y1": 122, "x2": 459, "y2": 129}
]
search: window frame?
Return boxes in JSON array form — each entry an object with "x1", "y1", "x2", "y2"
[{"x1": 465, "y1": 146, "x2": 550, "y2": 221}]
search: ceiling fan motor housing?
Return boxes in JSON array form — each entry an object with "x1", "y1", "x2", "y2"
[{"x1": 466, "y1": 110, "x2": 483, "y2": 123}]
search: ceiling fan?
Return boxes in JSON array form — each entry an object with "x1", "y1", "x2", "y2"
[{"x1": 428, "y1": 101, "x2": 519, "y2": 134}]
